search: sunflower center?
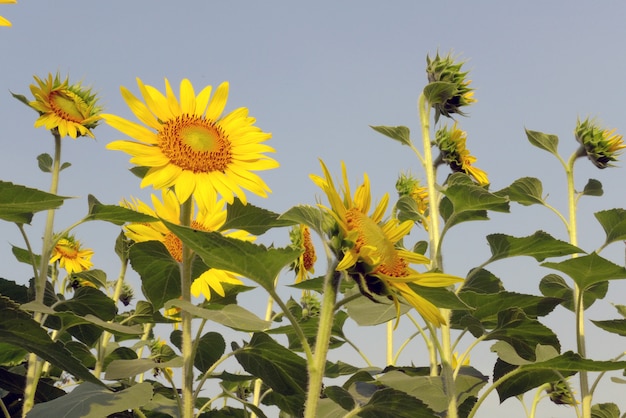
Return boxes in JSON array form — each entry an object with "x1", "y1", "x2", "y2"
[
  {"x1": 159, "y1": 114, "x2": 233, "y2": 173},
  {"x1": 164, "y1": 220, "x2": 208, "y2": 262},
  {"x1": 345, "y1": 209, "x2": 408, "y2": 277},
  {"x1": 49, "y1": 90, "x2": 87, "y2": 123},
  {"x1": 54, "y1": 241, "x2": 79, "y2": 259},
  {"x1": 302, "y1": 227, "x2": 316, "y2": 271}
]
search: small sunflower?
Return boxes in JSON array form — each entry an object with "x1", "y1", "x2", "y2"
[
  {"x1": 575, "y1": 117, "x2": 625, "y2": 169},
  {"x1": 289, "y1": 224, "x2": 317, "y2": 283},
  {"x1": 50, "y1": 235, "x2": 94, "y2": 274},
  {"x1": 29, "y1": 73, "x2": 101, "y2": 139},
  {"x1": 426, "y1": 52, "x2": 476, "y2": 121},
  {"x1": 0, "y1": 0, "x2": 15, "y2": 27},
  {"x1": 311, "y1": 160, "x2": 462, "y2": 326},
  {"x1": 105, "y1": 78, "x2": 278, "y2": 210},
  {"x1": 436, "y1": 122, "x2": 489, "y2": 186},
  {"x1": 121, "y1": 189, "x2": 252, "y2": 301},
  {"x1": 396, "y1": 172, "x2": 429, "y2": 230}
]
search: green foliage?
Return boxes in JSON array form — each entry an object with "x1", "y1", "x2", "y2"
[
  {"x1": 525, "y1": 129, "x2": 559, "y2": 156},
  {"x1": 0, "y1": 181, "x2": 68, "y2": 224},
  {"x1": 370, "y1": 125, "x2": 412, "y2": 146},
  {"x1": 222, "y1": 198, "x2": 294, "y2": 234}
]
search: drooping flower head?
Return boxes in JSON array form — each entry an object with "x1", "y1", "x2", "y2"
[
  {"x1": 28, "y1": 73, "x2": 101, "y2": 139},
  {"x1": 575, "y1": 117, "x2": 625, "y2": 169},
  {"x1": 426, "y1": 52, "x2": 476, "y2": 122},
  {"x1": 310, "y1": 160, "x2": 462, "y2": 326},
  {"x1": 0, "y1": 0, "x2": 15, "y2": 27},
  {"x1": 396, "y1": 172, "x2": 430, "y2": 230},
  {"x1": 289, "y1": 224, "x2": 317, "y2": 284},
  {"x1": 436, "y1": 122, "x2": 489, "y2": 186},
  {"x1": 105, "y1": 78, "x2": 278, "y2": 211},
  {"x1": 121, "y1": 189, "x2": 253, "y2": 301},
  {"x1": 50, "y1": 235, "x2": 94, "y2": 274}
]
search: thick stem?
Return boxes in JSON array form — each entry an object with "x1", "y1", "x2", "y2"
[
  {"x1": 22, "y1": 132, "x2": 62, "y2": 418},
  {"x1": 303, "y1": 263, "x2": 340, "y2": 418},
  {"x1": 179, "y1": 198, "x2": 194, "y2": 418}
]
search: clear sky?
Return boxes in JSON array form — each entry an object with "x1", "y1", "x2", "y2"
[{"x1": 2, "y1": 2, "x2": 626, "y2": 417}]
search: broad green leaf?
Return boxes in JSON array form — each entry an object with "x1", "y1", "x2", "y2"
[
  {"x1": 103, "y1": 347, "x2": 138, "y2": 371},
  {"x1": 114, "y1": 230, "x2": 131, "y2": 264},
  {"x1": 222, "y1": 197, "x2": 293, "y2": 235},
  {"x1": 0, "y1": 342, "x2": 27, "y2": 365},
  {"x1": 268, "y1": 306, "x2": 347, "y2": 351},
  {"x1": 539, "y1": 274, "x2": 608, "y2": 311},
  {"x1": 369, "y1": 125, "x2": 412, "y2": 146},
  {"x1": 234, "y1": 332, "x2": 307, "y2": 397},
  {"x1": 583, "y1": 178, "x2": 604, "y2": 197},
  {"x1": 358, "y1": 387, "x2": 437, "y2": 418},
  {"x1": 525, "y1": 129, "x2": 559, "y2": 156},
  {"x1": 595, "y1": 208, "x2": 626, "y2": 247},
  {"x1": 440, "y1": 196, "x2": 488, "y2": 228},
  {"x1": 0, "y1": 181, "x2": 68, "y2": 224},
  {"x1": 55, "y1": 287, "x2": 116, "y2": 321},
  {"x1": 542, "y1": 252, "x2": 626, "y2": 290},
  {"x1": 407, "y1": 283, "x2": 469, "y2": 310},
  {"x1": 423, "y1": 81, "x2": 457, "y2": 106},
  {"x1": 323, "y1": 386, "x2": 355, "y2": 411},
  {"x1": 129, "y1": 241, "x2": 181, "y2": 309},
  {"x1": 591, "y1": 403, "x2": 621, "y2": 418},
  {"x1": 0, "y1": 277, "x2": 29, "y2": 303},
  {"x1": 171, "y1": 330, "x2": 225, "y2": 373},
  {"x1": 165, "y1": 299, "x2": 270, "y2": 332},
  {"x1": 324, "y1": 360, "x2": 361, "y2": 378},
  {"x1": 67, "y1": 269, "x2": 107, "y2": 288},
  {"x1": 65, "y1": 341, "x2": 97, "y2": 369},
  {"x1": 345, "y1": 288, "x2": 410, "y2": 326},
  {"x1": 486, "y1": 231, "x2": 582, "y2": 263},
  {"x1": 463, "y1": 268, "x2": 505, "y2": 294},
  {"x1": 591, "y1": 319, "x2": 626, "y2": 337},
  {"x1": 395, "y1": 196, "x2": 423, "y2": 223},
  {"x1": 279, "y1": 204, "x2": 332, "y2": 236},
  {"x1": 0, "y1": 296, "x2": 104, "y2": 387},
  {"x1": 123, "y1": 300, "x2": 176, "y2": 325},
  {"x1": 105, "y1": 357, "x2": 183, "y2": 379},
  {"x1": 615, "y1": 304, "x2": 626, "y2": 318},
  {"x1": 0, "y1": 367, "x2": 65, "y2": 403},
  {"x1": 317, "y1": 398, "x2": 350, "y2": 418},
  {"x1": 84, "y1": 195, "x2": 156, "y2": 225},
  {"x1": 28, "y1": 382, "x2": 153, "y2": 418},
  {"x1": 496, "y1": 177, "x2": 545, "y2": 206},
  {"x1": 163, "y1": 221, "x2": 301, "y2": 290}
]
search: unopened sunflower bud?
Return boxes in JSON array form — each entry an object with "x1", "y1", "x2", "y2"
[
  {"x1": 575, "y1": 117, "x2": 625, "y2": 169},
  {"x1": 426, "y1": 52, "x2": 476, "y2": 121}
]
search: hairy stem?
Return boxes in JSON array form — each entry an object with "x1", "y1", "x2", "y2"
[{"x1": 179, "y1": 198, "x2": 194, "y2": 418}]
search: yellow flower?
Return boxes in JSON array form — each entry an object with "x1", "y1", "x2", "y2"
[
  {"x1": 396, "y1": 172, "x2": 429, "y2": 230},
  {"x1": 289, "y1": 225, "x2": 317, "y2": 283},
  {"x1": 575, "y1": 117, "x2": 625, "y2": 169},
  {"x1": 50, "y1": 235, "x2": 94, "y2": 274},
  {"x1": 311, "y1": 160, "x2": 463, "y2": 326},
  {"x1": 105, "y1": 78, "x2": 278, "y2": 210},
  {"x1": 122, "y1": 189, "x2": 253, "y2": 300},
  {"x1": 436, "y1": 122, "x2": 489, "y2": 186},
  {"x1": 29, "y1": 73, "x2": 101, "y2": 139},
  {"x1": 0, "y1": 0, "x2": 15, "y2": 27}
]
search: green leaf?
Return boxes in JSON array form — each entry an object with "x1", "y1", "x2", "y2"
[
  {"x1": 194, "y1": 332, "x2": 225, "y2": 373},
  {"x1": 37, "y1": 153, "x2": 72, "y2": 173},
  {"x1": 317, "y1": 398, "x2": 350, "y2": 418},
  {"x1": 369, "y1": 125, "x2": 412, "y2": 147},
  {"x1": 0, "y1": 277, "x2": 29, "y2": 304},
  {"x1": 65, "y1": 341, "x2": 97, "y2": 369},
  {"x1": 486, "y1": 231, "x2": 582, "y2": 263},
  {"x1": 0, "y1": 181, "x2": 68, "y2": 224},
  {"x1": 0, "y1": 342, "x2": 27, "y2": 365},
  {"x1": 542, "y1": 252, "x2": 626, "y2": 290},
  {"x1": 84, "y1": 195, "x2": 156, "y2": 225},
  {"x1": 55, "y1": 287, "x2": 116, "y2": 321},
  {"x1": 105, "y1": 357, "x2": 183, "y2": 380},
  {"x1": 407, "y1": 284, "x2": 469, "y2": 310},
  {"x1": 395, "y1": 196, "x2": 423, "y2": 223},
  {"x1": 591, "y1": 403, "x2": 621, "y2": 418},
  {"x1": 163, "y1": 221, "x2": 301, "y2": 290},
  {"x1": 595, "y1": 208, "x2": 626, "y2": 247},
  {"x1": 345, "y1": 288, "x2": 410, "y2": 326},
  {"x1": 423, "y1": 81, "x2": 457, "y2": 106},
  {"x1": 525, "y1": 129, "x2": 559, "y2": 156},
  {"x1": 583, "y1": 178, "x2": 604, "y2": 197},
  {"x1": 11, "y1": 91, "x2": 31, "y2": 107},
  {"x1": 539, "y1": 274, "x2": 608, "y2": 311},
  {"x1": 28, "y1": 382, "x2": 153, "y2": 418},
  {"x1": 496, "y1": 177, "x2": 545, "y2": 206},
  {"x1": 0, "y1": 367, "x2": 65, "y2": 403},
  {"x1": 279, "y1": 204, "x2": 332, "y2": 236},
  {"x1": 358, "y1": 387, "x2": 437, "y2": 418},
  {"x1": 222, "y1": 198, "x2": 293, "y2": 235},
  {"x1": 324, "y1": 386, "x2": 355, "y2": 411},
  {"x1": 129, "y1": 241, "x2": 181, "y2": 310},
  {"x1": 165, "y1": 299, "x2": 270, "y2": 332},
  {"x1": 591, "y1": 319, "x2": 626, "y2": 337},
  {"x1": 67, "y1": 269, "x2": 108, "y2": 288}
]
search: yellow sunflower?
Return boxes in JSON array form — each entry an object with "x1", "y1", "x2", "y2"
[
  {"x1": 310, "y1": 161, "x2": 462, "y2": 326},
  {"x1": 436, "y1": 122, "x2": 489, "y2": 186},
  {"x1": 122, "y1": 189, "x2": 252, "y2": 300},
  {"x1": 0, "y1": 0, "x2": 15, "y2": 27},
  {"x1": 50, "y1": 235, "x2": 94, "y2": 274},
  {"x1": 29, "y1": 73, "x2": 101, "y2": 139},
  {"x1": 105, "y1": 78, "x2": 278, "y2": 210}
]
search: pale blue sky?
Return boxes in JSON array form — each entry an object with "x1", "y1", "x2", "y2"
[{"x1": 2, "y1": 2, "x2": 626, "y2": 416}]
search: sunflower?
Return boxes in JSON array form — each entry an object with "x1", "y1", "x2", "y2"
[
  {"x1": 289, "y1": 224, "x2": 317, "y2": 283},
  {"x1": 396, "y1": 172, "x2": 430, "y2": 230},
  {"x1": 310, "y1": 160, "x2": 462, "y2": 326},
  {"x1": 436, "y1": 122, "x2": 489, "y2": 186},
  {"x1": 29, "y1": 73, "x2": 101, "y2": 139},
  {"x1": 105, "y1": 78, "x2": 278, "y2": 210},
  {"x1": 575, "y1": 117, "x2": 625, "y2": 169},
  {"x1": 121, "y1": 189, "x2": 252, "y2": 300},
  {"x1": 50, "y1": 235, "x2": 94, "y2": 274},
  {"x1": 0, "y1": 0, "x2": 15, "y2": 27}
]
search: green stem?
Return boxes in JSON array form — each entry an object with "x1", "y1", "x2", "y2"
[
  {"x1": 251, "y1": 291, "x2": 276, "y2": 417},
  {"x1": 22, "y1": 132, "x2": 62, "y2": 418},
  {"x1": 269, "y1": 288, "x2": 313, "y2": 363},
  {"x1": 303, "y1": 261, "x2": 340, "y2": 418},
  {"x1": 179, "y1": 198, "x2": 194, "y2": 418},
  {"x1": 386, "y1": 321, "x2": 394, "y2": 366},
  {"x1": 0, "y1": 398, "x2": 10, "y2": 418}
]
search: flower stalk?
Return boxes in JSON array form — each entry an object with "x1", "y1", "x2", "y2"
[{"x1": 179, "y1": 198, "x2": 195, "y2": 418}]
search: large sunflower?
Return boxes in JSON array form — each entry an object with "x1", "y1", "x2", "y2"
[
  {"x1": 105, "y1": 78, "x2": 278, "y2": 210},
  {"x1": 122, "y1": 189, "x2": 252, "y2": 300},
  {"x1": 0, "y1": 0, "x2": 15, "y2": 27},
  {"x1": 311, "y1": 161, "x2": 462, "y2": 326}
]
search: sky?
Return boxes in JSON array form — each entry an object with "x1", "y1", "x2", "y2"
[{"x1": 2, "y1": 2, "x2": 626, "y2": 417}]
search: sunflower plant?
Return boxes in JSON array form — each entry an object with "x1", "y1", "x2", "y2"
[{"x1": 1, "y1": 51, "x2": 626, "y2": 418}]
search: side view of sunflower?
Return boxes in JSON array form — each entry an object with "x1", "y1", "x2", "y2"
[
  {"x1": 311, "y1": 160, "x2": 463, "y2": 326},
  {"x1": 122, "y1": 189, "x2": 253, "y2": 301},
  {"x1": 289, "y1": 224, "x2": 317, "y2": 284},
  {"x1": 50, "y1": 235, "x2": 94, "y2": 274},
  {"x1": 105, "y1": 78, "x2": 278, "y2": 211},
  {"x1": 436, "y1": 122, "x2": 489, "y2": 186},
  {"x1": 575, "y1": 117, "x2": 625, "y2": 169}
]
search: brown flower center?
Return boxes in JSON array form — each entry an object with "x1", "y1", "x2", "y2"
[
  {"x1": 158, "y1": 114, "x2": 233, "y2": 173},
  {"x1": 302, "y1": 227, "x2": 316, "y2": 271},
  {"x1": 49, "y1": 90, "x2": 88, "y2": 123}
]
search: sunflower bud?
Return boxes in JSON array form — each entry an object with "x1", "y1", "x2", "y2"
[
  {"x1": 396, "y1": 172, "x2": 429, "y2": 229},
  {"x1": 546, "y1": 379, "x2": 578, "y2": 406},
  {"x1": 436, "y1": 123, "x2": 489, "y2": 185},
  {"x1": 26, "y1": 73, "x2": 101, "y2": 139},
  {"x1": 425, "y1": 52, "x2": 476, "y2": 121},
  {"x1": 575, "y1": 117, "x2": 625, "y2": 169}
]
